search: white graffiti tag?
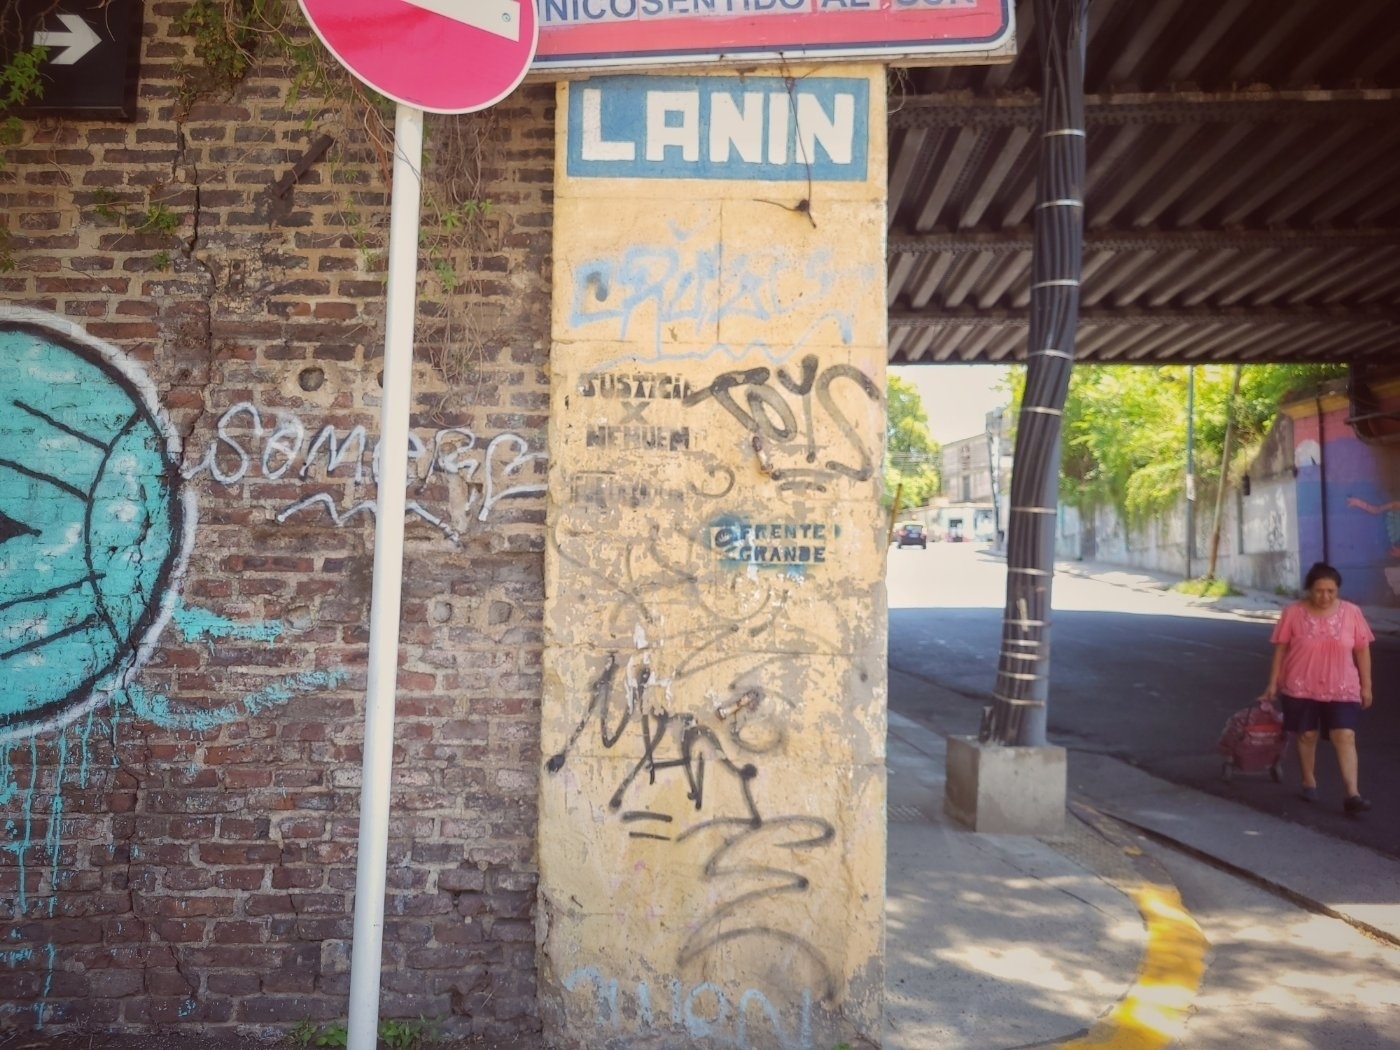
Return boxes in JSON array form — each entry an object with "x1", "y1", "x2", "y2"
[{"x1": 183, "y1": 403, "x2": 545, "y2": 543}]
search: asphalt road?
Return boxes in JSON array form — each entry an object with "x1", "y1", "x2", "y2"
[{"x1": 887, "y1": 541, "x2": 1400, "y2": 859}]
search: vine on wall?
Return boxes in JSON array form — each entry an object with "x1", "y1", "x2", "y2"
[
  {"x1": 0, "y1": 0, "x2": 49, "y2": 271},
  {"x1": 0, "y1": 0, "x2": 507, "y2": 381},
  {"x1": 165, "y1": 0, "x2": 507, "y2": 386}
]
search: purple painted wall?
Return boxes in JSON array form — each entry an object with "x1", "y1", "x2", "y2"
[{"x1": 1292, "y1": 398, "x2": 1400, "y2": 607}]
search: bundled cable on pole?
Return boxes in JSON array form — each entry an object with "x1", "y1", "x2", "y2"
[{"x1": 980, "y1": 0, "x2": 1089, "y2": 747}]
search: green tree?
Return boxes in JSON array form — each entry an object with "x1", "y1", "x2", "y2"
[
  {"x1": 1010, "y1": 363, "x2": 1346, "y2": 524},
  {"x1": 884, "y1": 375, "x2": 941, "y2": 510}
]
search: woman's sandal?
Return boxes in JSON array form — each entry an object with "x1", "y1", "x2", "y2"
[
  {"x1": 1298, "y1": 786, "x2": 1318, "y2": 802},
  {"x1": 1344, "y1": 794, "x2": 1372, "y2": 816}
]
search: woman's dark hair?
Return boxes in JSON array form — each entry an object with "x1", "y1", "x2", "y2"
[{"x1": 1304, "y1": 562, "x2": 1343, "y2": 589}]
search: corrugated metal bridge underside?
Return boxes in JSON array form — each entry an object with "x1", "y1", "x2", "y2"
[{"x1": 887, "y1": 0, "x2": 1400, "y2": 367}]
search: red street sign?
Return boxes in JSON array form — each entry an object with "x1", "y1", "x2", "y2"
[
  {"x1": 534, "y1": 0, "x2": 1013, "y2": 71},
  {"x1": 299, "y1": 0, "x2": 539, "y2": 113}
]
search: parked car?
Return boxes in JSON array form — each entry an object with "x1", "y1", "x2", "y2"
[{"x1": 895, "y1": 522, "x2": 927, "y2": 548}]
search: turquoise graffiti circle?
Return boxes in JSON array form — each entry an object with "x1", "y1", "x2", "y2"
[{"x1": 0, "y1": 310, "x2": 192, "y2": 740}]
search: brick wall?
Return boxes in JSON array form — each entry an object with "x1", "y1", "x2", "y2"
[{"x1": 0, "y1": 5, "x2": 552, "y2": 1040}]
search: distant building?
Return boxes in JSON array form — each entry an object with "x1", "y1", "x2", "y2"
[{"x1": 934, "y1": 407, "x2": 1012, "y2": 544}]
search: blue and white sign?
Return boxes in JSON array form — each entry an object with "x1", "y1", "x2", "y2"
[{"x1": 567, "y1": 75, "x2": 869, "y2": 181}]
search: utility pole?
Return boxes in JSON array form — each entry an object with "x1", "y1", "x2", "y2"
[
  {"x1": 986, "y1": 407, "x2": 1004, "y2": 551},
  {"x1": 1207, "y1": 366, "x2": 1243, "y2": 580},
  {"x1": 1185, "y1": 366, "x2": 1196, "y2": 581},
  {"x1": 981, "y1": 0, "x2": 1089, "y2": 748}
]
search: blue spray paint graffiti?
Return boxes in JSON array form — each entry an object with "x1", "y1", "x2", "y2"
[
  {"x1": 125, "y1": 662, "x2": 348, "y2": 732},
  {"x1": 171, "y1": 603, "x2": 283, "y2": 644},
  {"x1": 568, "y1": 223, "x2": 874, "y2": 367},
  {"x1": 0, "y1": 307, "x2": 354, "y2": 1027},
  {"x1": 563, "y1": 966, "x2": 814, "y2": 1050},
  {"x1": 0, "y1": 617, "x2": 350, "y2": 1025},
  {"x1": 0, "y1": 307, "x2": 196, "y2": 743}
]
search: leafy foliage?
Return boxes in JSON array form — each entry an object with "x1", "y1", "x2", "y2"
[
  {"x1": 884, "y1": 375, "x2": 941, "y2": 509},
  {"x1": 1174, "y1": 576, "x2": 1240, "y2": 598},
  {"x1": 0, "y1": 0, "x2": 49, "y2": 271},
  {"x1": 285, "y1": 1016, "x2": 441, "y2": 1049},
  {"x1": 174, "y1": 0, "x2": 259, "y2": 89},
  {"x1": 166, "y1": 0, "x2": 501, "y2": 384},
  {"x1": 1010, "y1": 364, "x2": 1347, "y2": 523}
]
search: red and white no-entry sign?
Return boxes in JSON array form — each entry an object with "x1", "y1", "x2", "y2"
[{"x1": 299, "y1": 0, "x2": 539, "y2": 114}]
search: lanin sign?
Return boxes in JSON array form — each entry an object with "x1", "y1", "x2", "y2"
[
  {"x1": 536, "y1": 0, "x2": 1013, "y2": 71},
  {"x1": 567, "y1": 75, "x2": 869, "y2": 181}
]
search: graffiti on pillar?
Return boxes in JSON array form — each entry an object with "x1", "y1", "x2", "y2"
[
  {"x1": 550, "y1": 71, "x2": 882, "y2": 1040},
  {"x1": 710, "y1": 520, "x2": 835, "y2": 570},
  {"x1": 684, "y1": 354, "x2": 880, "y2": 493},
  {"x1": 567, "y1": 357, "x2": 881, "y2": 497},
  {"x1": 548, "y1": 525, "x2": 849, "y2": 1003},
  {"x1": 562, "y1": 967, "x2": 814, "y2": 1050},
  {"x1": 546, "y1": 645, "x2": 839, "y2": 1003},
  {"x1": 568, "y1": 226, "x2": 874, "y2": 367}
]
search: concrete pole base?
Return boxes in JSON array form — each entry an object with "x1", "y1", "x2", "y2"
[{"x1": 943, "y1": 735, "x2": 1067, "y2": 835}]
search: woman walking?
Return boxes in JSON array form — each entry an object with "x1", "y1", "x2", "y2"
[{"x1": 1261, "y1": 561, "x2": 1374, "y2": 816}]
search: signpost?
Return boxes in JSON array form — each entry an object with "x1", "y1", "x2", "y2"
[
  {"x1": 9, "y1": 0, "x2": 142, "y2": 119},
  {"x1": 295, "y1": 4, "x2": 538, "y2": 1048}
]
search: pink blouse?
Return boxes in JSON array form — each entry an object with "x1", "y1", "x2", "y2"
[{"x1": 1270, "y1": 600, "x2": 1374, "y2": 702}]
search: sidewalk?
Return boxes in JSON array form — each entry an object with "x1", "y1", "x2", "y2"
[
  {"x1": 882, "y1": 557, "x2": 1400, "y2": 1049},
  {"x1": 884, "y1": 703, "x2": 1168, "y2": 1050},
  {"x1": 1053, "y1": 556, "x2": 1400, "y2": 636}
]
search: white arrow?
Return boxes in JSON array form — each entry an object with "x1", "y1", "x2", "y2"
[
  {"x1": 34, "y1": 12, "x2": 102, "y2": 66},
  {"x1": 400, "y1": 0, "x2": 522, "y2": 42}
]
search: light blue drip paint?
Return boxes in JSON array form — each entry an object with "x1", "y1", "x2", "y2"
[
  {"x1": 172, "y1": 602, "x2": 283, "y2": 644},
  {"x1": 5, "y1": 737, "x2": 39, "y2": 912},
  {"x1": 0, "y1": 746, "x2": 14, "y2": 805},
  {"x1": 76, "y1": 707, "x2": 97, "y2": 788},
  {"x1": 43, "y1": 732, "x2": 70, "y2": 917},
  {"x1": 123, "y1": 667, "x2": 349, "y2": 732},
  {"x1": 35, "y1": 942, "x2": 54, "y2": 1028},
  {"x1": 0, "y1": 654, "x2": 350, "y2": 1029}
]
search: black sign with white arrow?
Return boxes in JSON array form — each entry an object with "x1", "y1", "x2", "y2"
[{"x1": 9, "y1": 0, "x2": 142, "y2": 119}]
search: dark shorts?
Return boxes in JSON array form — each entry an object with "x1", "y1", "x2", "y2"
[{"x1": 1280, "y1": 695, "x2": 1363, "y2": 738}]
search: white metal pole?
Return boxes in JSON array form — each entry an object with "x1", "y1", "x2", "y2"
[{"x1": 347, "y1": 102, "x2": 424, "y2": 1050}]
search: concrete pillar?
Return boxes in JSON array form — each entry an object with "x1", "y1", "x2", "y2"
[{"x1": 540, "y1": 66, "x2": 888, "y2": 1049}]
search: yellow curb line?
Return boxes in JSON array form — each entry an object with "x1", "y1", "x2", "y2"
[{"x1": 1051, "y1": 883, "x2": 1208, "y2": 1049}]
